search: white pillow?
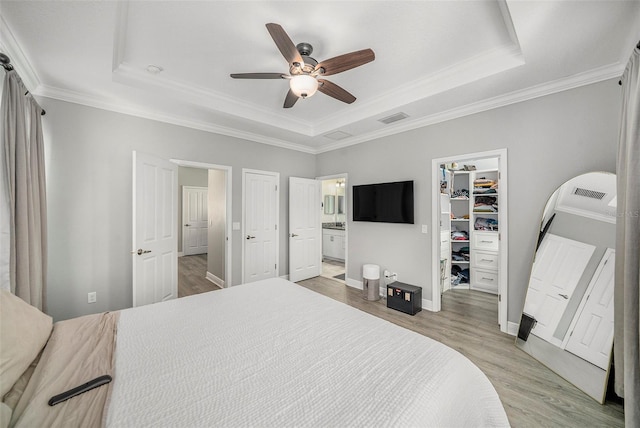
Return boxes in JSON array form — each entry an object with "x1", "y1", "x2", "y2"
[{"x1": 0, "y1": 290, "x2": 52, "y2": 397}]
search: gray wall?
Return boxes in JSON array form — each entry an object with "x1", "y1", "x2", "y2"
[
  {"x1": 41, "y1": 79, "x2": 620, "y2": 324},
  {"x1": 316, "y1": 79, "x2": 621, "y2": 323},
  {"x1": 42, "y1": 98, "x2": 316, "y2": 321},
  {"x1": 177, "y1": 166, "x2": 208, "y2": 253}
]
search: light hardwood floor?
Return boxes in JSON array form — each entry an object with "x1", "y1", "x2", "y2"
[
  {"x1": 178, "y1": 254, "x2": 221, "y2": 297},
  {"x1": 321, "y1": 258, "x2": 345, "y2": 281},
  {"x1": 296, "y1": 276, "x2": 624, "y2": 428}
]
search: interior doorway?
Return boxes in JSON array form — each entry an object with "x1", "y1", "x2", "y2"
[
  {"x1": 431, "y1": 149, "x2": 508, "y2": 333},
  {"x1": 172, "y1": 160, "x2": 232, "y2": 295},
  {"x1": 318, "y1": 174, "x2": 348, "y2": 283}
]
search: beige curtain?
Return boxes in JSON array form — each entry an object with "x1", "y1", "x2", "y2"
[
  {"x1": 1, "y1": 70, "x2": 47, "y2": 311},
  {"x1": 614, "y1": 44, "x2": 639, "y2": 426}
]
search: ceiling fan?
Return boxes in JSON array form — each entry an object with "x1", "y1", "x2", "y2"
[{"x1": 230, "y1": 23, "x2": 375, "y2": 108}]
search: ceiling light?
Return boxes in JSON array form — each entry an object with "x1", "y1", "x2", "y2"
[
  {"x1": 146, "y1": 65, "x2": 163, "y2": 74},
  {"x1": 289, "y1": 75, "x2": 318, "y2": 99}
]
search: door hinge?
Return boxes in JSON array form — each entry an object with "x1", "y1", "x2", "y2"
[
  {"x1": 275, "y1": 224, "x2": 277, "y2": 230},
  {"x1": 498, "y1": 294, "x2": 501, "y2": 302},
  {"x1": 275, "y1": 263, "x2": 277, "y2": 270},
  {"x1": 275, "y1": 185, "x2": 278, "y2": 191}
]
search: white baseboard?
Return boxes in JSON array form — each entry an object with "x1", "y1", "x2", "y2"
[
  {"x1": 422, "y1": 299, "x2": 434, "y2": 312},
  {"x1": 345, "y1": 278, "x2": 362, "y2": 289},
  {"x1": 280, "y1": 274, "x2": 290, "y2": 280},
  {"x1": 178, "y1": 251, "x2": 184, "y2": 257},
  {"x1": 506, "y1": 321, "x2": 519, "y2": 336},
  {"x1": 205, "y1": 271, "x2": 224, "y2": 288}
]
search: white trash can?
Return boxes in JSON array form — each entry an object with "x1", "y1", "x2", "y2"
[{"x1": 363, "y1": 264, "x2": 380, "y2": 301}]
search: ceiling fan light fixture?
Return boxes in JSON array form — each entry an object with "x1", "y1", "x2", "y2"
[{"x1": 289, "y1": 75, "x2": 318, "y2": 99}]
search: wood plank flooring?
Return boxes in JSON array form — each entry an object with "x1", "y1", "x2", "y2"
[
  {"x1": 178, "y1": 254, "x2": 221, "y2": 297},
  {"x1": 296, "y1": 276, "x2": 624, "y2": 428}
]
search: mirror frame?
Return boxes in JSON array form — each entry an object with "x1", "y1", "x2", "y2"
[{"x1": 515, "y1": 171, "x2": 616, "y2": 403}]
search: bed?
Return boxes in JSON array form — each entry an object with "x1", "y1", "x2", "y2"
[{"x1": 1, "y1": 278, "x2": 509, "y2": 427}]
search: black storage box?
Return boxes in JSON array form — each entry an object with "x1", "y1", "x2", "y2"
[{"x1": 386, "y1": 282, "x2": 422, "y2": 315}]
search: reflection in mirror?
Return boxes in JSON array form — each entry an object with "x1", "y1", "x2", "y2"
[
  {"x1": 324, "y1": 195, "x2": 335, "y2": 214},
  {"x1": 337, "y1": 195, "x2": 345, "y2": 214},
  {"x1": 516, "y1": 172, "x2": 616, "y2": 403}
]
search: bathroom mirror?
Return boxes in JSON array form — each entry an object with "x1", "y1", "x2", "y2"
[
  {"x1": 337, "y1": 195, "x2": 345, "y2": 214},
  {"x1": 516, "y1": 171, "x2": 616, "y2": 403},
  {"x1": 324, "y1": 195, "x2": 335, "y2": 214}
]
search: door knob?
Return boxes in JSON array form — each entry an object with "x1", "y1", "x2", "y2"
[
  {"x1": 246, "y1": 235, "x2": 256, "y2": 240},
  {"x1": 131, "y1": 249, "x2": 151, "y2": 255},
  {"x1": 558, "y1": 294, "x2": 569, "y2": 299},
  {"x1": 185, "y1": 224, "x2": 191, "y2": 227},
  {"x1": 291, "y1": 233, "x2": 299, "y2": 237}
]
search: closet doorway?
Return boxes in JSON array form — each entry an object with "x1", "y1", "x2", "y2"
[
  {"x1": 173, "y1": 159, "x2": 232, "y2": 296},
  {"x1": 318, "y1": 174, "x2": 348, "y2": 283},
  {"x1": 430, "y1": 149, "x2": 508, "y2": 333}
]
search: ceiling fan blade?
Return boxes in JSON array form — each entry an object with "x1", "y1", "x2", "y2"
[
  {"x1": 230, "y1": 73, "x2": 286, "y2": 79},
  {"x1": 315, "y1": 49, "x2": 375, "y2": 76},
  {"x1": 317, "y1": 79, "x2": 356, "y2": 104},
  {"x1": 283, "y1": 89, "x2": 299, "y2": 108},
  {"x1": 266, "y1": 23, "x2": 303, "y2": 66}
]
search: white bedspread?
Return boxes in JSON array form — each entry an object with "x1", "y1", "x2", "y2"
[{"x1": 107, "y1": 278, "x2": 509, "y2": 427}]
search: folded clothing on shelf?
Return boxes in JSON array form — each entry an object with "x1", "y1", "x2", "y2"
[{"x1": 475, "y1": 217, "x2": 499, "y2": 230}]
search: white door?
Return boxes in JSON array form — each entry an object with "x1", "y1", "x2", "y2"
[
  {"x1": 565, "y1": 249, "x2": 615, "y2": 369},
  {"x1": 243, "y1": 170, "x2": 278, "y2": 283},
  {"x1": 289, "y1": 177, "x2": 321, "y2": 282},
  {"x1": 182, "y1": 186, "x2": 208, "y2": 256},
  {"x1": 132, "y1": 151, "x2": 178, "y2": 307},
  {"x1": 523, "y1": 233, "x2": 595, "y2": 345}
]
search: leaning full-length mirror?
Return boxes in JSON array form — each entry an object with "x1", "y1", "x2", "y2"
[{"x1": 516, "y1": 171, "x2": 616, "y2": 403}]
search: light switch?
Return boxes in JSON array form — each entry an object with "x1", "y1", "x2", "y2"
[
  {"x1": 232, "y1": 222, "x2": 240, "y2": 230},
  {"x1": 421, "y1": 225, "x2": 428, "y2": 234}
]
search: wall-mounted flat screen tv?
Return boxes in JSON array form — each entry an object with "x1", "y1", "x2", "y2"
[{"x1": 353, "y1": 180, "x2": 414, "y2": 224}]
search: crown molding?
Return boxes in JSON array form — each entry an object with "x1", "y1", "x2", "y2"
[
  {"x1": 112, "y1": 62, "x2": 314, "y2": 136},
  {"x1": 313, "y1": 42, "x2": 525, "y2": 136},
  {"x1": 35, "y1": 84, "x2": 317, "y2": 154},
  {"x1": 34, "y1": 59, "x2": 623, "y2": 156},
  {"x1": 0, "y1": 15, "x2": 41, "y2": 92},
  {"x1": 315, "y1": 61, "x2": 625, "y2": 153}
]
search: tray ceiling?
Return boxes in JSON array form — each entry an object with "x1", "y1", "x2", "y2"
[{"x1": 1, "y1": 1, "x2": 638, "y2": 153}]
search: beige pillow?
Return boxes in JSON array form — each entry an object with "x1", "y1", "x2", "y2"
[{"x1": 0, "y1": 290, "x2": 52, "y2": 397}]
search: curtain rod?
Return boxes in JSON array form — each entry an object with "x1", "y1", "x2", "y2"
[
  {"x1": 0, "y1": 52, "x2": 46, "y2": 116},
  {"x1": 619, "y1": 40, "x2": 640, "y2": 86}
]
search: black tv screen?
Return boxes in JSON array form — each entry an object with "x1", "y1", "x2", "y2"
[{"x1": 353, "y1": 180, "x2": 414, "y2": 224}]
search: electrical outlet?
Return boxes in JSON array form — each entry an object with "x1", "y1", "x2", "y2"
[{"x1": 88, "y1": 292, "x2": 96, "y2": 304}]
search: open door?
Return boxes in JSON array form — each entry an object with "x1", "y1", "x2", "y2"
[
  {"x1": 132, "y1": 151, "x2": 178, "y2": 307},
  {"x1": 289, "y1": 177, "x2": 321, "y2": 282}
]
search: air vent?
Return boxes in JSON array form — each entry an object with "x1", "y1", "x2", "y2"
[
  {"x1": 378, "y1": 112, "x2": 409, "y2": 125},
  {"x1": 573, "y1": 187, "x2": 606, "y2": 200},
  {"x1": 324, "y1": 131, "x2": 352, "y2": 141}
]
